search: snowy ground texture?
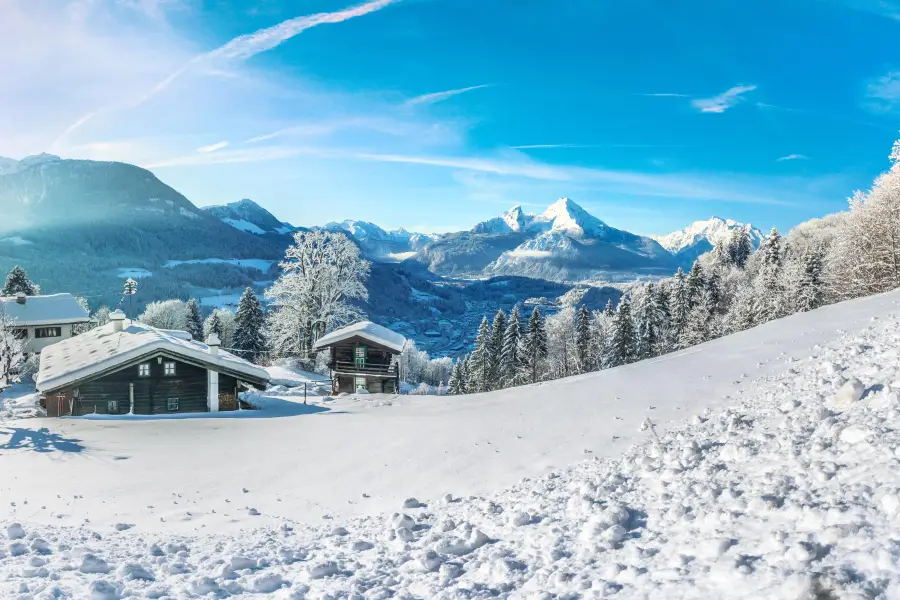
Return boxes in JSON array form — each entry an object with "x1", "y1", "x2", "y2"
[{"x1": 6, "y1": 293, "x2": 900, "y2": 597}]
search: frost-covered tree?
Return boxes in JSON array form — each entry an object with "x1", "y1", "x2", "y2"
[
  {"x1": 92, "y1": 306, "x2": 111, "y2": 328},
  {"x1": 138, "y1": 299, "x2": 187, "y2": 331},
  {"x1": 2, "y1": 266, "x2": 38, "y2": 296},
  {"x1": 546, "y1": 305, "x2": 576, "y2": 379},
  {"x1": 574, "y1": 305, "x2": 593, "y2": 373},
  {"x1": 633, "y1": 283, "x2": 663, "y2": 361},
  {"x1": 233, "y1": 288, "x2": 267, "y2": 363},
  {"x1": 606, "y1": 297, "x2": 635, "y2": 368},
  {"x1": 448, "y1": 356, "x2": 467, "y2": 395},
  {"x1": 668, "y1": 268, "x2": 691, "y2": 349},
  {"x1": 203, "y1": 311, "x2": 222, "y2": 340},
  {"x1": 488, "y1": 309, "x2": 507, "y2": 387},
  {"x1": 400, "y1": 341, "x2": 454, "y2": 389},
  {"x1": 520, "y1": 306, "x2": 548, "y2": 384},
  {"x1": 0, "y1": 307, "x2": 25, "y2": 387},
  {"x1": 185, "y1": 299, "x2": 204, "y2": 341},
  {"x1": 754, "y1": 227, "x2": 785, "y2": 323},
  {"x1": 499, "y1": 305, "x2": 523, "y2": 387},
  {"x1": 265, "y1": 230, "x2": 371, "y2": 358},
  {"x1": 828, "y1": 149, "x2": 900, "y2": 300},
  {"x1": 725, "y1": 227, "x2": 753, "y2": 268},
  {"x1": 467, "y1": 317, "x2": 493, "y2": 393},
  {"x1": 686, "y1": 260, "x2": 705, "y2": 306},
  {"x1": 793, "y1": 249, "x2": 826, "y2": 312}
]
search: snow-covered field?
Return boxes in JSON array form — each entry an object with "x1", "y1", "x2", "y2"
[{"x1": 4, "y1": 291, "x2": 900, "y2": 597}]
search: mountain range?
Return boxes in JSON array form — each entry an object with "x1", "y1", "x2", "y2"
[{"x1": 0, "y1": 153, "x2": 762, "y2": 354}]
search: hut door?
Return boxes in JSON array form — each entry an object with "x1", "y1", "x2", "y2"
[{"x1": 353, "y1": 345, "x2": 366, "y2": 368}]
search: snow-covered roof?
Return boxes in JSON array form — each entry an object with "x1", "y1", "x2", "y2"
[
  {"x1": 0, "y1": 293, "x2": 90, "y2": 326},
  {"x1": 36, "y1": 320, "x2": 269, "y2": 392},
  {"x1": 313, "y1": 321, "x2": 406, "y2": 353}
]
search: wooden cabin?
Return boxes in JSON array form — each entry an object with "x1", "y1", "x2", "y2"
[
  {"x1": 36, "y1": 310, "x2": 269, "y2": 417},
  {"x1": 313, "y1": 321, "x2": 406, "y2": 394}
]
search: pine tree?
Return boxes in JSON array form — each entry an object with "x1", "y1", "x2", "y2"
[
  {"x1": 574, "y1": 305, "x2": 592, "y2": 373},
  {"x1": 448, "y1": 357, "x2": 466, "y2": 395},
  {"x1": 499, "y1": 305, "x2": 523, "y2": 386},
  {"x1": 232, "y1": 288, "x2": 267, "y2": 363},
  {"x1": 754, "y1": 227, "x2": 784, "y2": 323},
  {"x1": 795, "y1": 249, "x2": 826, "y2": 312},
  {"x1": 520, "y1": 306, "x2": 548, "y2": 384},
  {"x1": 686, "y1": 260, "x2": 705, "y2": 306},
  {"x1": 668, "y1": 268, "x2": 691, "y2": 349},
  {"x1": 203, "y1": 312, "x2": 222, "y2": 341},
  {"x1": 652, "y1": 284, "x2": 672, "y2": 355},
  {"x1": 467, "y1": 317, "x2": 493, "y2": 393},
  {"x1": 606, "y1": 297, "x2": 636, "y2": 367},
  {"x1": 488, "y1": 309, "x2": 507, "y2": 388},
  {"x1": 2, "y1": 266, "x2": 38, "y2": 296},
  {"x1": 726, "y1": 227, "x2": 753, "y2": 268},
  {"x1": 185, "y1": 299, "x2": 204, "y2": 341},
  {"x1": 633, "y1": 283, "x2": 662, "y2": 360}
]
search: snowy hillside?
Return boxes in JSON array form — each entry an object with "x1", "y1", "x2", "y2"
[
  {"x1": 326, "y1": 219, "x2": 436, "y2": 258},
  {"x1": 3, "y1": 290, "x2": 900, "y2": 596},
  {"x1": 653, "y1": 217, "x2": 765, "y2": 265},
  {"x1": 202, "y1": 199, "x2": 296, "y2": 235}
]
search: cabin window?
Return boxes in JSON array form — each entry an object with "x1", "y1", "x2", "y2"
[
  {"x1": 107, "y1": 400, "x2": 118, "y2": 413},
  {"x1": 138, "y1": 363, "x2": 150, "y2": 377},
  {"x1": 354, "y1": 377, "x2": 366, "y2": 390},
  {"x1": 354, "y1": 345, "x2": 367, "y2": 366},
  {"x1": 167, "y1": 397, "x2": 179, "y2": 411},
  {"x1": 163, "y1": 362, "x2": 176, "y2": 376},
  {"x1": 35, "y1": 327, "x2": 61, "y2": 338}
]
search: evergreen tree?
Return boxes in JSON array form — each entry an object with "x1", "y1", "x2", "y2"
[
  {"x1": 795, "y1": 249, "x2": 826, "y2": 312},
  {"x1": 603, "y1": 298, "x2": 615, "y2": 319},
  {"x1": 607, "y1": 297, "x2": 636, "y2": 367},
  {"x1": 653, "y1": 284, "x2": 672, "y2": 355},
  {"x1": 448, "y1": 357, "x2": 466, "y2": 395},
  {"x1": 203, "y1": 311, "x2": 222, "y2": 341},
  {"x1": 574, "y1": 305, "x2": 592, "y2": 373},
  {"x1": 488, "y1": 309, "x2": 507, "y2": 387},
  {"x1": 2, "y1": 266, "x2": 38, "y2": 296},
  {"x1": 185, "y1": 299, "x2": 204, "y2": 341},
  {"x1": 467, "y1": 317, "x2": 493, "y2": 393},
  {"x1": 633, "y1": 283, "x2": 662, "y2": 360},
  {"x1": 668, "y1": 268, "x2": 691, "y2": 349},
  {"x1": 232, "y1": 288, "x2": 267, "y2": 363},
  {"x1": 459, "y1": 355, "x2": 470, "y2": 394},
  {"x1": 754, "y1": 227, "x2": 785, "y2": 323},
  {"x1": 726, "y1": 227, "x2": 753, "y2": 268},
  {"x1": 520, "y1": 306, "x2": 548, "y2": 384},
  {"x1": 686, "y1": 260, "x2": 705, "y2": 306},
  {"x1": 499, "y1": 305, "x2": 523, "y2": 387}
]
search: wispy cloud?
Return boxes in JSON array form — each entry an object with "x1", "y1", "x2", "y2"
[
  {"x1": 777, "y1": 154, "x2": 809, "y2": 161},
  {"x1": 864, "y1": 71, "x2": 900, "y2": 114},
  {"x1": 640, "y1": 93, "x2": 690, "y2": 98},
  {"x1": 823, "y1": 0, "x2": 900, "y2": 20},
  {"x1": 691, "y1": 84, "x2": 757, "y2": 113},
  {"x1": 61, "y1": 0, "x2": 402, "y2": 138},
  {"x1": 512, "y1": 143, "x2": 686, "y2": 150},
  {"x1": 406, "y1": 84, "x2": 494, "y2": 106},
  {"x1": 196, "y1": 140, "x2": 229, "y2": 153}
]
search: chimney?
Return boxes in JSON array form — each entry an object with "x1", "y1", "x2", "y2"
[
  {"x1": 109, "y1": 309, "x2": 126, "y2": 333},
  {"x1": 15, "y1": 293, "x2": 26, "y2": 305},
  {"x1": 206, "y1": 333, "x2": 221, "y2": 357}
]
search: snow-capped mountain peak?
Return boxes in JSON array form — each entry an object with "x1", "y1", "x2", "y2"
[
  {"x1": 472, "y1": 205, "x2": 529, "y2": 234},
  {"x1": 328, "y1": 219, "x2": 390, "y2": 240},
  {"x1": 202, "y1": 198, "x2": 296, "y2": 235},
  {"x1": 652, "y1": 216, "x2": 764, "y2": 256},
  {"x1": 534, "y1": 197, "x2": 608, "y2": 238}
]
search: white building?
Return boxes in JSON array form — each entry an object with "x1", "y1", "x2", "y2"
[{"x1": 1, "y1": 293, "x2": 91, "y2": 354}]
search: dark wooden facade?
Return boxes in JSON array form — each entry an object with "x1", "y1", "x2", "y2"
[
  {"x1": 320, "y1": 335, "x2": 400, "y2": 394},
  {"x1": 43, "y1": 351, "x2": 257, "y2": 417}
]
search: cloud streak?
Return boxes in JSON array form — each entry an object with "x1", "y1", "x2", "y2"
[
  {"x1": 865, "y1": 71, "x2": 900, "y2": 114},
  {"x1": 196, "y1": 141, "x2": 229, "y2": 153},
  {"x1": 777, "y1": 154, "x2": 809, "y2": 161},
  {"x1": 640, "y1": 93, "x2": 690, "y2": 98},
  {"x1": 691, "y1": 84, "x2": 757, "y2": 113},
  {"x1": 61, "y1": 0, "x2": 402, "y2": 138},
  {"x1": 406, "y1": 84, "x2": 494, "y2": 106}
]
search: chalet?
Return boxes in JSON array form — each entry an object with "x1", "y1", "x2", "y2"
[
  {"x1": 313, "y1": 321, "x2": 406, "y2": 394},
  {"x1": 1, "y1": 293, "x2": 90, "y2": 354},
  {"x1": 36, "y1": 309, "x2": 269, "y2": 417}
]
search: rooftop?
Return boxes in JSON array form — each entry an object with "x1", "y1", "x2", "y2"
[
  {"x1": 313, "y1": 321, "x2": 406, "y2": 353},
  {"x1": 0, "y1": 293, "x2": 90, "y2": 326}
]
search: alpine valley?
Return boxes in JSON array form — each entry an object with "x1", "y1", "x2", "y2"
[{"x1": 0, "y1": 154, "x2": 763, "y2": 355}]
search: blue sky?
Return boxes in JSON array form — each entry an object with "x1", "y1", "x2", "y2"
[{"x1": 1, "y1": 0, "x2": 899, "y2": 235}]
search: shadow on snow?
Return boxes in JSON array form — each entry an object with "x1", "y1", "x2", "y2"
[{"x1": 0, "y1": 427, "x2": 86, "y2": 454}]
